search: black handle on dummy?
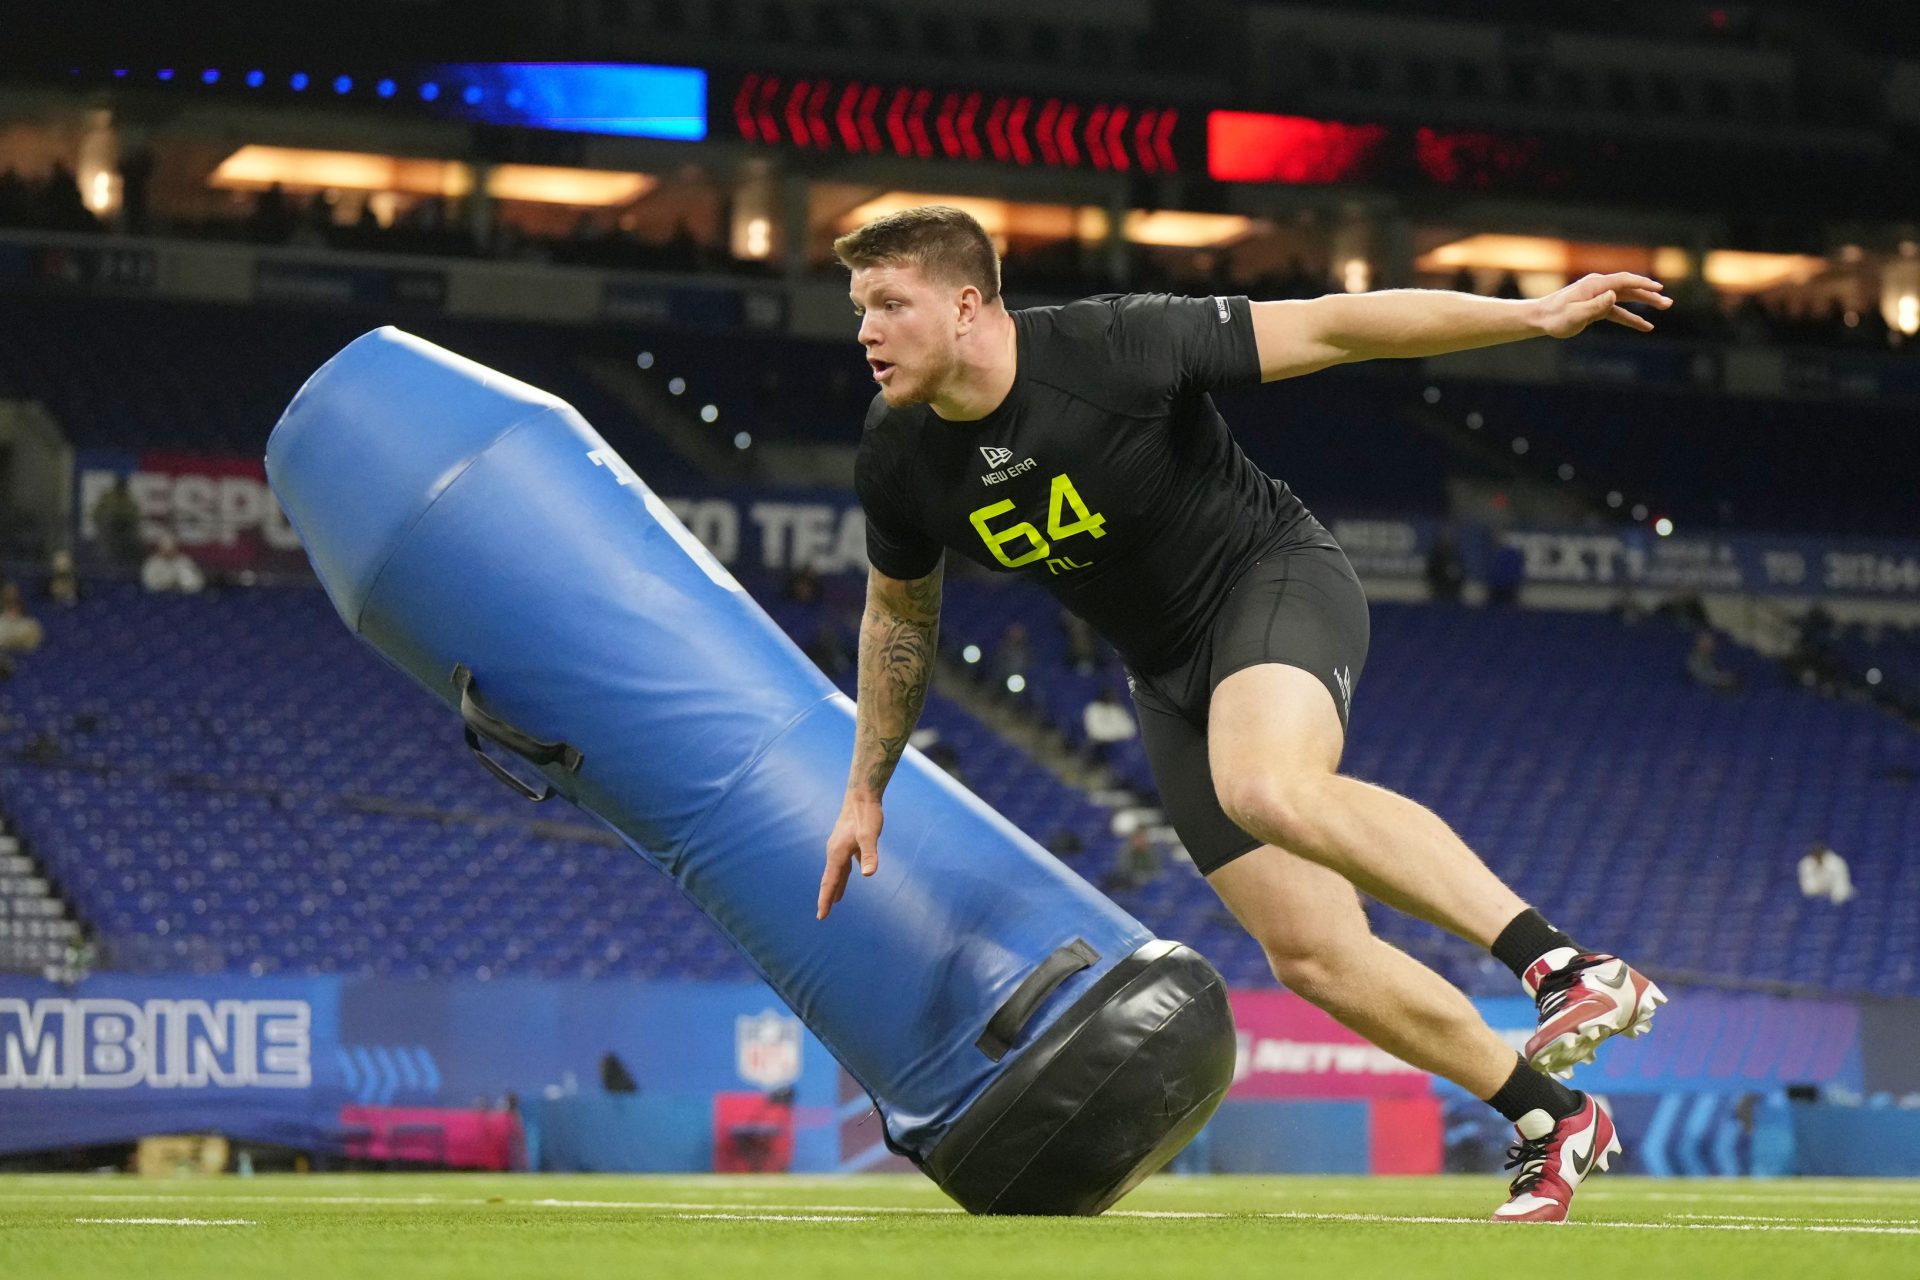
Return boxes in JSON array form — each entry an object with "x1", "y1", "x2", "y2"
[
  {"x1": 976, "y1": 939, "x2": 1101, "y2": 1061},
  {"x1": 450, "y1": 664, "x2": 583, "y2": 803}
]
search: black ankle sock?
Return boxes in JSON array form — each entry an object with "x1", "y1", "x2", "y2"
[
  {"x1": 1485, "y1": 1056, "x2": 1583, "y2": 1124},
  {"x1": 1491, "y1": 908, "x2": 1579, "y2": 981}
]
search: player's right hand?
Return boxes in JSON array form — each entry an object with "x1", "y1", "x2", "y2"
[{"x1": 818, "y1": 791, "x2": 883, "y2": 920}]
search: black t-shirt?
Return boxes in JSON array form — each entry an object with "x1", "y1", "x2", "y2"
[{"x1": 856, "y1": 293, "x2": 1330, "y2": 675}]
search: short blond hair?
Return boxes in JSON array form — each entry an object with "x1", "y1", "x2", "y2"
[{"x1": 832, "y1": 204, "x2": 1001, "y2": 302}]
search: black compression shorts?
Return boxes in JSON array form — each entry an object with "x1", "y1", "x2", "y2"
[{"x1": 1125, "y1": 543, "x2": 1370, "y2": 875}]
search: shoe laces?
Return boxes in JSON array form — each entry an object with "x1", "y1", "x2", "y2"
[
  {"x1": 1504, "y1": 1134, "x2": 1551, "y2": 1195},
  {"x1": 1533, "y1": 953, "x2": 1610, "y2": 1017}
]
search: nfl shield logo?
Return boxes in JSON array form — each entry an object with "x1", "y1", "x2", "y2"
[{"x1": 736, "y1": 1008, "x2": 804, "y2": 1089}]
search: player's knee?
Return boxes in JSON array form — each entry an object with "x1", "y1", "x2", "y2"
[
  {"x1": 1264, "y1": 943, "x2": 1353, "y2": 1006},
  {"x1": 1251, "y1": 908, "x2": 1372, "y2": 1007},
  {"x1": 1216, "y1": 770, "x2": 1326, "y2": 852}
]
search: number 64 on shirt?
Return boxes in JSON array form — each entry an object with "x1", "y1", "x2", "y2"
[{"x1": 968, "y1": 472, "x2": 1107, "y2": 570}]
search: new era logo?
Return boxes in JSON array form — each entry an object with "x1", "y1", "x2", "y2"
[
  {"x1": 1214, "y1": 296, "x2": 1231, "y2": 323},
  {"x1": 980, "y1": 446, "x2": 1014, "y2": 468}
]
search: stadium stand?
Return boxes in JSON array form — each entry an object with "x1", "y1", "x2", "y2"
[
  {"x1": 4, "y1": 285, "x2": 1912, "y2": 1001},
  {"x1": 0, "y1": 294, "x2": 705, "y2": 490},
  {"x1": 13, "y1": 291, "x2": 1919, "y2": 539},
  {"x1": 1423, "y1": 377, "x2": 1920, "y2": 537},
  {"x1": 5, "y1": 566, "x2": 1914, "y2": 997},
  {"x1": 0, "y1": 576, "x2": 1117, "y2": 981}
]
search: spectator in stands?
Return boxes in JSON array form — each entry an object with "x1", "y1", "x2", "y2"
[
  {"x1": 44, "y1": 550, "x2": 80, "y2": 608},
  {"x1": 41, "y1": 163, "x2": 93, "y2": 232},
  {"x1": 665, "y1": 219, "x2": 706, "y2": 272},
  {"x1": 118, "y1": 140, "x2": 155, "y2": 234},
  {"x1": 89, "y1": 475, "x2": 144, "y2": 570},
  {"x1": 249, "y1": 182, "x2": 296, "y2": 243},
  {"x1": 803, "y1": 617, "x2": 852, "y2": 678},
  {"x1": 1798, "y1": 842, "x2": 1856, "y2": 905},
  {"x1": 1062, "y1": 609, "x2": 1101, "y2": 674},
  {"x1": 925, "y1": 740, "x2": 968, "y2": 787},
  {"x1": 141, "y1": 532, "x2": 206, "y2": 594},
  {"x1": 1685, "y1": 631, "x2": 1741, "y2": 694},
  {"x1": 784, "y1": 566, "x2": 823, "y2": 604},
  {"x1": 1786, "y1": 604, "x2": 1849, "y2": 695},
  {"x1": 294, "y1": 189, "x2": 336, "y2": 246},
  {"x1": 1610, "y1": 590, "x2": 1649, "y2": 626},
  {"x1": 599, "y1": 1051, "x2": 639, "y2": 1093},
  {"x1": 45, "y1": 930, "x2": 96, "y2": 988},
  {"x1": 1103, "y1": 830, "x2": 1163, "y2": 892},
  {"x1": 989, "y1": 621, "x2": 1031, "y2": 693},
  {"x1": 0, "y1": 167, "x2": 27, "y2": 224},
  {"x1": 1425, "y1": 525, "x2": 1466, "y2": 603},
  {"x1": 1485, "y1": 539, "x2": 1525, "y2": 607},
  {"x1": 1082, "y1": 688, "x2": 1138, "y2": 764},
  {"x1": 0, "y1": 582, "x2": 43, "y2": 655}
]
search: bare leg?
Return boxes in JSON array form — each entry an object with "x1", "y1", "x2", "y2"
[
  {"x1": 1209, "y1": 663, "x2": 1528, "y2": 948},
  {"x1": 1208, "y1": 843, "x2": 1517, "y2": 1097}
]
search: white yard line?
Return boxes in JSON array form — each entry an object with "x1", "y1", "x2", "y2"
[
  {"x1": 1584, "y1": 1190, "x2": 1920, "y2": 1206},
  {"x1": 664, "y1": 1213, "x2": 872, "y2": 1223},
  {"x1": 526, "y1": 1197, "x2": 951, "y2": 1214},
  {"x1": 1671, "y1": 1212, "x2": 1920, "y2": 1225},
  {"x1": 1247, "y1": 1211, "x2": 1920, "y2": 1236},
  {"x1": 8, "y1": 1191, "x2": 1919, "y2": 1236},
  {"x1": 3, "y1": 1193, "x2": 447, "y2": 1206},
  {"x1": 74, "y1": 1218, "x2": 255, "y2": 1226}
]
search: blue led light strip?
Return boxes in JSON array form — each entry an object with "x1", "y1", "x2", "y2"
[{"x1": 427, "y1": 63, "x2": 707, "y2": 140}]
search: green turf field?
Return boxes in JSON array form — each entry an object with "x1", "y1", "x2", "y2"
[{"x1": 2, "y1": 1172, "x2": 1915, "y2": 1280}]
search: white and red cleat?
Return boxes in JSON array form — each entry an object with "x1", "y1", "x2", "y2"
[
  {"x1": 1491, "y1": 1094, "x2": 1620, "y2": 1223},
  {"x1": 1522, "y1": 950, "x2": 1667, "y2": 1079}
]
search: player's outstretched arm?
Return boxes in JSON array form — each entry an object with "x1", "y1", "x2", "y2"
[
  {"x1": 818, "y1": 558, "x2": 945, "y2": 920},
  {"x1": 1248, "y1": 272, "x2": 1671, "y2": 381}
]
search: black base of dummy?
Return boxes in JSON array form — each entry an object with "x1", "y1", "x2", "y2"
[{"x1": 925, "y1": 940, "x2": 1237, "y2": 1216}]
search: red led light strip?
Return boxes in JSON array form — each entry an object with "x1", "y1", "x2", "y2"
[
  {"x1": 1206, "y1": 111, "x2": 1389, "y2": 184},
  {"x1": 732, "y1": 72, "x2": 1177, "y2": 172},
  {"x1": 1207, "y1": 109, "x2": 1552, "y2": 190}
]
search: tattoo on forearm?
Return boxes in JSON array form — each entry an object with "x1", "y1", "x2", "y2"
[{"x1": 855, "y1": 562, "x2": 942, "y2": 794}]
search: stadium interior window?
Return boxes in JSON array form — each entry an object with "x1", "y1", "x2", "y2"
[
  {"x1": 1750, "y1": 82, "x2": 1784, "y2": 122},
  {"x1": 1032, "y1": 23, "x2": 1061, "y2": 63},
  {"x1": 1454, "y1": 60, "x2": 1485, "y2": 100},
  {"x1": 1405, "y1": 57, "x2": 1437, "y2": 98},
  {"x1": 707, "y1": 0, "x2": 734, "y2": 35},
  {"x1": 761, "y1": 1, "x2": 793, "y2": 42},
  {"x1": 1309, "y1": 48, "x2": 1340, "y2": 88},
  {"x1": 1606, "y1": 69, "x2": 1640, "y2": 111},
  {"x1": 1702, "y1": 79, "x2": 1732, "y2": 117},
  {"x1": 598, "y1": 0, "x2": 630, "y2": 27},
  {"x1": 813, "y1": 5, "x2": 844, "y2": 44},
  {"x1": 1555, "y1": 68, "x2": 1588, "y2": 108},
  {"x1": 653, "y1": 0, "x2": 685, "y2": 33}
]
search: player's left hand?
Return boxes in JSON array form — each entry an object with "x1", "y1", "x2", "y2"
[{"x1": 1536, "y1": 272, "x2": 1670, "y2": 338}]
